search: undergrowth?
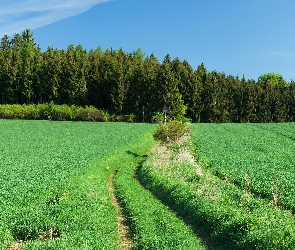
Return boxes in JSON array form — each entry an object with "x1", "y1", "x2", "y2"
[{"x1": 0, "y1": 103, "x2": 136, "y2": 122}]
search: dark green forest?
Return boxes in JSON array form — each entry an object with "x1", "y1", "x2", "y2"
[{"x1": 1, "y1": 29, "x2": 295, "y2": 123}]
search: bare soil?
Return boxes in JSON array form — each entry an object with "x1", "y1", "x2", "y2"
[
  {"x1": 7, "y1": 242, "x2": 23, "y2": 250},
  {"x1": 107, "y1": 171, "x2": 133, "y2": 250}
]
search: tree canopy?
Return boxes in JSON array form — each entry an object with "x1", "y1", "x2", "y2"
[{"x1": 0, "y1": 29, "x2": 294, "y2": 123}]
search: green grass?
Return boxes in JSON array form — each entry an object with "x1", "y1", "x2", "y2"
[
  {"x1": 5, "y1": 120, "x2": 295, "y2": 249},
  {"x1": 192, "y1": 123, "x2": 295, "y2": 211},
  {"x1": 113, "y1": 138, "x2": 206, "y2": 250},
  {"x1": 138, "y1": 128, "x2": 295, "y2": 249},
  {"x1": 0, "y1": 120, "x2": 156, "y2": 249}
]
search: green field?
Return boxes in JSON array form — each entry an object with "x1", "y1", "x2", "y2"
[
  {"x1": 193, "y1": 123, "x2": 295, "y2": 211},
  {"x1": 0, "y1": 120, "x2": 207, "y2": 249},
  {"x1": 2, "y1": 120, "x2": 295, "y2": 249},
  {"x1": 0, "y1": 120, "x2": 156, "y2": 248},
  {"x1": 138, "y1": 123, "x2": 295, "y2": 249}
]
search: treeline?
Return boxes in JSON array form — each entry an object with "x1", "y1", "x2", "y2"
[{"x1": 1, "y1": 29, "x2": 295, "y2": 123}]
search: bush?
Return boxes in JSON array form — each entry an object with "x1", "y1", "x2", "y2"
[
  {"x1": 74, "y1": 106, "x2": 103, "y2": 121},
  {"x1": 153, "y1": 120, "x2": 191, "y2": 143},
  {"x1": 0, "y1": 103, "x2": 138, "y2": 122},
  {"x1": 0, "y1": 104, "x2": 112, "y2": 122},
  {"x1": 152, "y1": 112, "x2": 166, "y2": 124},
  {"x1": 49, "y1": 104, "x2": 75, "y2": 121}
]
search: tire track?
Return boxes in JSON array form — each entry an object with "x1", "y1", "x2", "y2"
[{"x1": 107, "y1": 169, "x2": 132, "y2": 250}]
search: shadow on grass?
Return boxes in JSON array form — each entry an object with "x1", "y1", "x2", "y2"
[
  {"x1": 126, "y1": 150, "x2": 140, "y2": 158},
  {"x1": 135, "y1": 164, "x2": 248, "y2": 250},
  {"x1": 122, "y1": 150, "x2": 242, "y2": 249}
]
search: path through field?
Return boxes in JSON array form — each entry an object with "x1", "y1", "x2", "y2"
[
  {"x1": 107, "y1": 170, "x2": 132, "y2": 249},
  {"x1": 108, "y1": 138, "x2": 206, "y2": 250},
  {"x1": 114, "y1": 151, "x2": 206, "y2": 249},
  {"x1": 6, "y1": 121, "x2": 295, "y2": 249},
  {"x1": 0, "y1": 120, "x2": 206, "y2": 249}
]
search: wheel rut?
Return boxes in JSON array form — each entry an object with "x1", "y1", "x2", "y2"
[{"x1": 107, "y1": 169, "x2": 133, "y2": 250}]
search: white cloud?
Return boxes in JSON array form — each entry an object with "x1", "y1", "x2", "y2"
[{"x1": 0, "y1": 0, "x2": 111, "y2": 37}]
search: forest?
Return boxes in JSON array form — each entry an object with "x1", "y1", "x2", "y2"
[{"x1": 1, "y1": 29, "x2": 295, "y2": 123}]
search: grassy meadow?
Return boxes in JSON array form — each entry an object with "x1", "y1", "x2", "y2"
[
  {"x1": 138, "y1": 123, "x2": 295, "y2": 249},
  {"x1": 1, "y1": 120, "x2": 295, "y2": 249},
  {"x1": 0, "y1": 120, "x2": 157, "y2": 249}
]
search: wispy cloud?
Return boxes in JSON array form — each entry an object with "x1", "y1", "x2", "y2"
[{"x1": 0, "y1": 0, "x2": 111, "y2": 37}]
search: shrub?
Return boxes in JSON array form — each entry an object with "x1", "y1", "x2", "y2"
[
  {"x1": 0, "y1": 103, "x2": 112, "y2": 122},
  {"x1": 100, "y1": 110, "x2": 110, "y2": 122},
  {"x1": 153, "y1": 120, "x2": 191, "y2": 143},
  {"x1": 124, "y1": 113, "x2": 136, "y2": 122},
  {"x1": 50, "y1": 104, "x2": 75, "y2": 121},
  {"x1": 85, "y1": 109, "x2": 102, "y2": 121},
  {"x1": 74, "y1": 106, "x2": 103, "y2": 121},
  {"x1": 0, "y1": 104, "x2": 139, "y2": 122},
  {"x1": 152, "y1": 112, "x2": 166, "y2": 124}
]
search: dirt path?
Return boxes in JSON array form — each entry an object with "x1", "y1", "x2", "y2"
[
  {"x1": 7, "y1": 242, "x2": 23, "y2": 250},
  {"x1": 107, "y1": 170, "x2": 133, "y2": 250}
]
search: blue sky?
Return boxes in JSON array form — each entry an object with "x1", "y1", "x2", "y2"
[{"x1": 1, "y1": 0, "x2": 295, "y2": 81}]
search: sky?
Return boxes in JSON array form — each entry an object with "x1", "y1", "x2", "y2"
[{"x1": 1, "y1": 0, "x2": 295, "y2": 81}]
